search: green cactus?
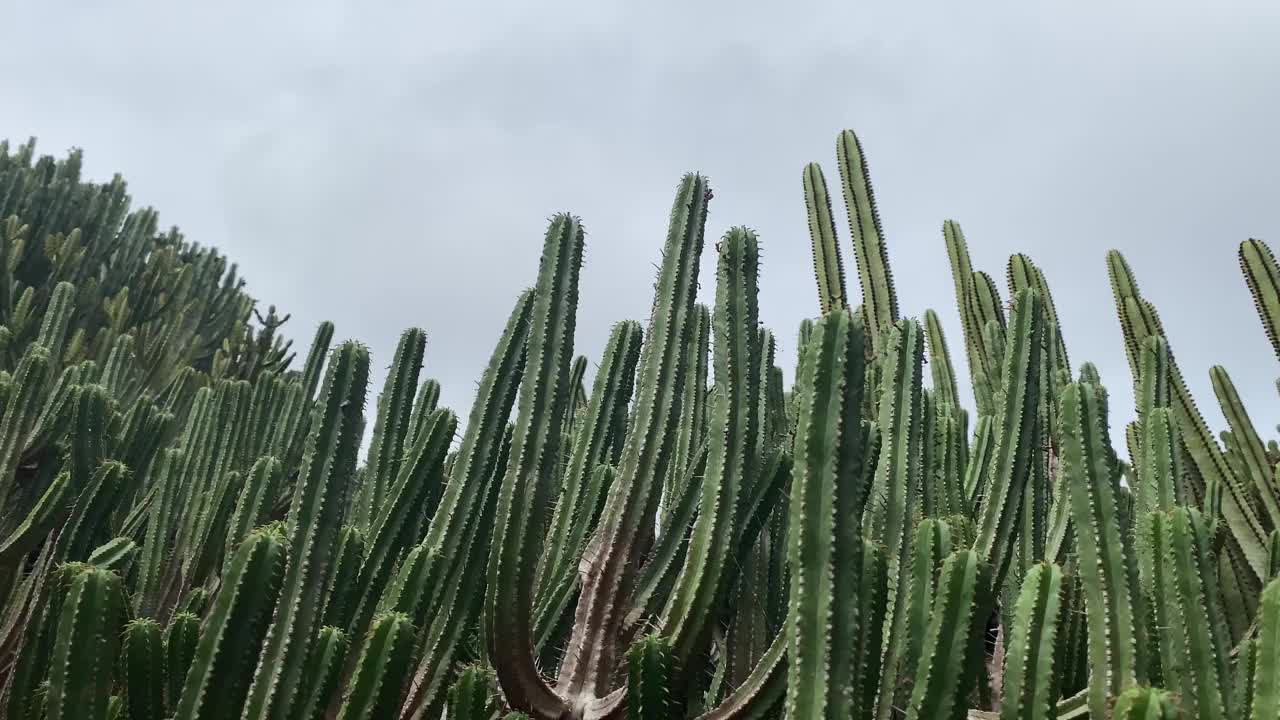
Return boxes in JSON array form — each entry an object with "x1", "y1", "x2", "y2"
[
  {"x1": 174, "y1": 524, "x2": 286, "y2": 720},
  {"x1": 335, "y1": 612, "x2": 417, "y2": 720},
  {"x1": 804, "y1": 161, "x2": 848, "y2": 314},
  {"x1": 46, "y1": 566, "x2": 124, "y2": 720},
  {"x1": 836, "y1": 129, "x2": 899, "y2": 347},
  {"x1": 290, "y1": 626, "x2": 349, "y2": 720},
  {"x1": 784, "y1": 306, "x2": 866, "y2": 719},
  {"x1": 240, "y1": 341, "x2": 369, "y2": 720},
  {"x1": 123, "y1": 618, "x2": 166, "y2": 720},
  {"x1": 904, "y1": 549, "x2": 990, "y2": 720},
  {"x1": 999, "y1": 563, "x2": 1064, "y2": 720},
  {"x1": 1110, "y1": 687, "x2": 1182, "y2": 719},
  {"x1": 446, "y1": 664, "x2": 498, "y2": 720},
  {"x1": 1239, "y1": 238, "x2": 1280, "y2": 361},
  {"x1": 629, "y1": 634, "x2": 677, "y2": 720}
]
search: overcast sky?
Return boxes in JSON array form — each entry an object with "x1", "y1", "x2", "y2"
[{"x1": 3, "y1": 1, "x2": 1278, "y2": 449}]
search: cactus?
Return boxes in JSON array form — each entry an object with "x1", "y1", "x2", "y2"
[
  {"x1": 784, "y1": 306, "x2": 867, "y2": 719},
  {"x1": 836, "y1": 129, "x2": 898, "y2": 347},
  {"x1": 123, "y1": 618, "x2": 166, "y2": 720},
  {"x1": 446, "y1": 664, "x2": 498, "y2": 720},
  {"x1": 999, "y1": 563, "x2": 1064, "y2": 720},
  {"x1": 174, "y1": 524, "x2": 286, "y2": 720},
  {"x1": 240, "y1": 342, "x2": 370, "y2": 720},
  {"x1": 46, "y1": 566, "x2": 124, "y2": 720},
  {"x1": 335, "y1": 612, "x2": 416, "y2": 720},
  {"x1": 1239, "y1": 239, "x2": 1280, "y2": 361},
  {"x1": 628, "y1": 635, "x2": 677, "y2": 720}
]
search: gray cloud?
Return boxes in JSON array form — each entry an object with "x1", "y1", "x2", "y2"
[{"x1": 3, "y1": 1, "x2": 1278, "y2": 446}]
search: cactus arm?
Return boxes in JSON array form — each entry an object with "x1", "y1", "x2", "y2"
[
  {"x1": 803, "y1": 162, "x2": 848, "y2": 314},
  {"x1": 1211, "y1": 365, "x2": 1280, "y2": 528},
  {"x1": 535, "y1": 319, "x2": 643, "y2": 628},
  {"x1": 289, "y1": 626, "x2": 349, "y2": 720},
  {"x1": 558, "y1": 174, "x2": 709, "y2": 703},
  {"x1": 0, "y1": 345, "x2": 49, "y2": 511},
  {"x1": 123, "y1": 618, "x2": 166, "y2": 720},
  {"x1": 924, "y1": 309, "x2": 961, "y2": 410},
  {"x1": 299, "y1": 321, "x2": 334, "y2": 401},
  {"x1": 1253, "y1": 579, "x2": 1280, "y2": 719},
  {"x1": 1162, "y1": 507, "x2": 1234, "y2": 720},
  {"x1": 662, "y1": 227, "x2": 762, "y2": 662},
  {"x1": 335, "y1": 612, "x2": 418, "y2": 720},
  {"x1": 973, "y1": 288, "x2": 1044, "y2": 590},
  {"x1": 904, "y1": 549, "x2": 989, "y2": 720},
  {"x1": 1108, "y1": 250, "x2": 1267, "y2": 584},
  {"x1": 627, "y1": 635, "x2": 676, "y2": 720},
  {"x1": 836, "y1": 129, "x2": 898, "y2": 345},
  {"x1": 46, "y1": 567, "x2": 123, "y2": 720},
  {"x1": 1061, "y1": 381, "x2": 1141, "y2": 716},
  {"x1": 239, "y1": 341, "x2": 369, "y2": 720},
  {"x1": 0, "y1": 468, "x2": 70, "y2": 568},
  {"x1": 783, "y1": 306, "x2": 866, "y2": 719},
  {"x1": 164, "y1": 611, "x2": 200, "y2": 713},
  {"x1": 696, "y1": 632, "x2": 785, "y2": 720},
  {"x1": 485, "y1": 214, "x2": 584, "y2": 716},
  {"x1": 356, "y1": 327, "x2": 426, "y2": 529},
  {"x1": 347, "y1": 407, "x2": 456, "y2": 636},
  {"x1": 174, "y1": 524, "x2": 287, "y2": 720},
  {"x1": 868, "y1": 319, "x2": 924, "y2": 720},
  {"x1": 998, "y1": 563, "x2": 1063, "y2": 720},
  {"x1": 1239, "y1": 238, "x2": 1280, "y2": 361},
  {"x1": 446, "y1": 665, "x2": 499, "y2": 720}
]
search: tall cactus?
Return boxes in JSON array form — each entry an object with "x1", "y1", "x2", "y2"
[
  {"x1": 46, "y1": 566, "x2": 124, "y2": 720},
  {"x1": 240, "y1": 341, "x2": 369, "y2": 720},
  {"x1": 1239, "y1": 238, "x2": 1280, "y2": 361},
  {"x1": 783, "y1": 306, "x2": 867, "y2": 719},
  {"x1": 835, "y1": 129, "x2": 898, "y2": 347},
  {"x1": 485, "y1": 213, "x2": 584, "y2": 714}
]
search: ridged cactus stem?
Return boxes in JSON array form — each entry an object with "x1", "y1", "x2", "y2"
[
  {"x1": 904, "y1": 549, "x2": 990, "y2": 720},
  {"x1": 628, "y1": 635, "x2": 676, "y2": 720},
  {"x1": 174, "y1": 524, "x2": 287, "y2": 720},
  {"x1": 558, "y1": 174, "x2": 709, "y2": 709},
  {"x1": 335, "y1": 612, "x2": 417, "y2": 720},
  {"x1": 869, "y1": 319, "x2": 924, "y2": 720},
  {"x1": 446, "y1": 665, "x2": 498, "y2": 720},
  {"x1": 662, "y1": 226, "x2": 762, "y2": 663},
  {"x1": 46, "y1": 566, "x2": 124, "y2": 720},
  {"x1": 123, "y1": 618, "x2": 166, "y2": 720},
  {"x1": 485, "y1": 213, "x2": 584, "y2": 716},
  {"x1": 783, "y1": 305, "x2": 867, "y2": 719},
  {"x1": 239, "y1": 341, "x2": 370, "y2": 720},
  {"x1": 973, "y1": 288, "x2": 1044, "y2": 591},
  {"x1": 1061, "y1": 381, "x2": 1141, "y2": 717},
  {"x1": 999, "y1": 562, "x2": 1063, "y2": 720},
  {"x1": 803, "y1": 162, "x2": 848, "y2": 314},
  {"x1": 535, "y1": 319, "x2": 643, "y2": 640},
  {"x1": 924, "y1": 309, "x2": 960, "y2": 410},
  {"x1": 836, "y1": 129, "x2": 898, "y2": 347},
  {"x1": 1211, "y1": 365, "x2": 1280, "y2": 528},
  {"x1": 1239, "y1": 238, "x2": 1280, "y2": 361},
  {"x1": 356, "y1": 327, "x2": 426, "y2": 529},
  {"x1": 1253, "y1": 578, "x2": 1280, "y2": 719}
]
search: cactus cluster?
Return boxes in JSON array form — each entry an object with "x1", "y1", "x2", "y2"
[{"x1": 1, "y1": 130, "x2": 1279, "y2": 720}]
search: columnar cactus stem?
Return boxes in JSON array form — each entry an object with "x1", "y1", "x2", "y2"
[
  {"x1": 174, "y1": 524, "x2": 287, "y2": 720},
  {"x1": 1160, "y1": 507, "x2": 1234, "y2": 720},
  {"x1": 783, "y1": 305, "x2": 866, "y2": 719},
  {"x1": 1110, "y1": 687, "x2": 1182, "y2": 719},
  {"x1": 485, "y1": 213, "x2": 584, "y2": 715},
  {"x1": 1061, "y1": 381, "x2": 1141, "y2": 717},
  {"x1": 355, "y1": 328, "x2": 426, "y2": 529},
  {"x1": 924, "y1": 309, "x2": 961, "y2": 411},
  {"x1": 240, "y1": 341, "x2": 369, "y2": 720},
  {"x1": 1211, "y1": 365, "x2": 1280, "y2": 528},
  {"x1": 290, "y1": 626, "x2": 348, "y2": 720},
  {"x1": 336, "y1": 612, "x2": 417, "y2": 720},
  {"x1": 628, "y1": 635, "x2": 676, "y2": 720},
  {"x1": 446, "y1": 665, "x2": 498, "y2": 720},
  {"x1": 46, "y1": 566, "x2": 124, "y2": 720},
  {"x1": 165, "y1": 611, "x2": 200, "y2": 712},
  {"x1": 869, "y1": 319, "x2": 924, "y2": 720},
  {"x1": 662, "y1": 226, "x2": 762, "y2": 663},
  {"x1": 1253, "y1": 578, "x2": 1280, "y2": 719},
  {"x1": 836, "y1": 130, "x2": 898, "y2": 347},
  {"x1": 123, "y1": 618, "x2": 166, "y2": 720},
  {"x1": 1239, "y1": 238, "x2": 1280, "y2": 361},
  {"x1": 535, "y1": 319, "x2": 643, "y2": 642},
  {"x1": 558, "y1": 174, "x2": 709, "y2": 710},
  {"x1": 998, "y1": 562, "x2": 1063, "y2": 720},
  {"x1": 973, "y1": 288, "x2": 1044, "y2": 591},
  {"x1": 803, "y1": 162, "x2": 847, "y2": 314},
  {"x1": 904, "y1": 549, "x2": 990, "y2": 720}
]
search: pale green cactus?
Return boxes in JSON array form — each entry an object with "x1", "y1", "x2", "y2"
[{"x1": 335, "y1": 612, "x2": 417, "y2": 720}]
